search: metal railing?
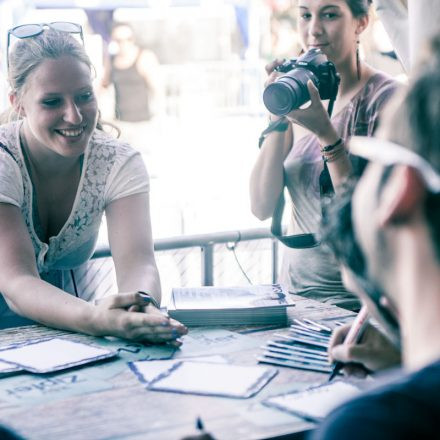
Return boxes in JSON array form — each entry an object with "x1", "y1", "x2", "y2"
[{"x1": 92, "y1": 227, "x2": 279, "y2": 288}]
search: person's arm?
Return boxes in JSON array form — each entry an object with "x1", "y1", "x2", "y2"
[
  {"x1": 0, "y1": 203, "x2": 183, "y2": 343},
  {"x1": 249, "y1": 119, "x2": 293, "y2": 220},
  {"x1": 249, "y1": 60, "x2": 294, "y2": 220},
  {"x1": 105, "y1": 191, "x2": 187, "y2": 344},
  {"x1": 105, "y1": 192, "x2": 161, "y2": 304},
  {"x1": 0, "y1": 203, "x2": 98, "y2": 331}
]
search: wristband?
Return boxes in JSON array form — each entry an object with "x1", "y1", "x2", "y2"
[
  {"x1": 321, "y1": 138, "x2": 343, "y2": 153},
  {"x1": 269, "y1": 118, "x2": 290, "y2": 132}
]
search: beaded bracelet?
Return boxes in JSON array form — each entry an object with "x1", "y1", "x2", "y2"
[
  {"x1": 323, "y1": 146, "x2": 347, "y2": 163},
  {"x1": 321, "y1": 138, "x2": 347, "y2": 163}
]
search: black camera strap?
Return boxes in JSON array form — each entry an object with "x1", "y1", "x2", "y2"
[
  {"x1": 263, "y1": 100, "x2": 336, "y2": 249},
  {"x1": 270, "y1": 166, "x2": 333, "y2": 248},
  {"x1": 258, "y1": 118, "x2": 290, "y2": 148}
]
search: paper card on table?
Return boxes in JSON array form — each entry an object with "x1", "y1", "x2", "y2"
[
  {"x1": 0, "y1": 338, "x2": 117, "y2": 373},
  {"x1": 129, "y1": 354, "x2": 228, "y2": 384},
  {"x1": 148, "y1": 361, "x2": 278, "y2": 398},
  {"x1": 263, "y1": 381, "x2": 361, "y2": 421},
  {"x1": 0, "y1": 359, "x2": 22, "y2": 374}
]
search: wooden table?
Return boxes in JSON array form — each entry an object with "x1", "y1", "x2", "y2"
[{"x1": 0, "y1": 295, "x2": 355, "y2": 440}]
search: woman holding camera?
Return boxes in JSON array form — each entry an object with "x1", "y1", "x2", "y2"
[{"x1": 250, "y1": 0, "x2": 399, "y2": 309}]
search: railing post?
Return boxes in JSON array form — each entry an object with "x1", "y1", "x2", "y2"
[
  {"x1": 201, "y1": 244, "x2": 214, "y2": 286},
  {"x1": 271, "y1": 239, "x2": 279, "y2": 284}
]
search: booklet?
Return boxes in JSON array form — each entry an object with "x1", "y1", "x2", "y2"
[
  {"x1": 0, "y1": 338, "x2": 118, "y2": 374},
  {"x1": 258, "y1": 324, "x2": 333, "y2": 373},
  {"x1": 0, "y1": 360, "x2": 22, "y2": 374},
  {"x1": 166, "y1": 284, "x2": 294, "y2": 326},
  {"x1": 147, "y1": 361, "x2": 278, "y2": 399},
  {"x1": 263, "y1": 381, "x2": 361, "y2": 421},
  {"x1": 128, "y1": 354, "x2": 227, "y2": 384}
]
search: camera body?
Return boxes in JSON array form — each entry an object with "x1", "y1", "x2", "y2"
[{"x1": 263, "y1": 48, "x2": 340, "y2": 116}]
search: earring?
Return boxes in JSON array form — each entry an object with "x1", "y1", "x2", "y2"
[{"x1": 356, "y1": 40, "x2": 361, "y2": 80}]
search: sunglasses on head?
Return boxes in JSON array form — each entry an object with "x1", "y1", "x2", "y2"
[{"x1": 7, "y1": 22, "x2": 84, "y2": 68}]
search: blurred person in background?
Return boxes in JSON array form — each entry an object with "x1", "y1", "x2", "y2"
[
  {"x1": 250, "y1": 0, "x2": 399, "y2": 310},
  {"x1": 101, "y1": 23, "x2": 164, "y2": 165}
]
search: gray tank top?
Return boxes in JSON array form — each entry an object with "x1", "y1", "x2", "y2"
[{"x1": 111, "y1": 53, "x2": 152, "y2": 122}]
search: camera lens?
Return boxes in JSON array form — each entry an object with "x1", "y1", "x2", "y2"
[
  {"x1": 263, "y1": 82, "x2": 301, "y2": 116},
  {"x1": 263, "y1": 68, "x2": 316, "y2": 116}
]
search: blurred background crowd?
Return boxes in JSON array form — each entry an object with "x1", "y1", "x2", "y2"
[{"x1": 0, "y1": 0, "x2": 405, "y2": 239}]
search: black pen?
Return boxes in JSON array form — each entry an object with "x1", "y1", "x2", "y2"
[
  {"x1": 196, "y1": 416, "x2": 205, "y2": 432},
  {"x1": 328, "y1": 306, "x2": 369, "y2": 381}
]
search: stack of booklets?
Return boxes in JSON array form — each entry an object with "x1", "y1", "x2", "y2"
[
  {"x1": 258, "y1": 319, "x2": 333, "y2": 373},
  {"x1": 166, "y1": 284, "x2": 294, "y2": 326}
]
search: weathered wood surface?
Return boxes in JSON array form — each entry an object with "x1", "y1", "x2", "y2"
[{"x1": 0, "y1": 295, "x2": 354, "y2": 440}]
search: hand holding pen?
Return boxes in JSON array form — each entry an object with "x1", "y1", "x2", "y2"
[
  {"x1": 328, "y1": 306, "x2": 370, "y2": 381},
  {"x1": 328, "y1": 308, "x2": 401, "y2": 378}
]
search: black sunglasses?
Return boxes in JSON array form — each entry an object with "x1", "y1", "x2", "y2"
[{"x1": 7, "y1": 22, "x2": 84, "y2": 68}]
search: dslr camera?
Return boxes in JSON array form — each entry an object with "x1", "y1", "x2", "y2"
[{"x1": 263, "y1": 48, "x2": 340, "y2": 116}]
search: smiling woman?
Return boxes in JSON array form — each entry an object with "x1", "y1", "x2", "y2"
[
  {"x1": 0, "y1": 25, "x2": 187, "y2": 343},
  {"x1": 250, "y1": 0, "x2": 400, "y2": 310}
]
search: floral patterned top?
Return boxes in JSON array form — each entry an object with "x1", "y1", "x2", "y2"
[{"x1": 0, "y1": 120, "x2": 149, "y2": 277}]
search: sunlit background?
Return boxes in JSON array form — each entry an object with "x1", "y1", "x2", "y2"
[{"x1": 0, "y1": 0, "x2": 404, "y2": 297}]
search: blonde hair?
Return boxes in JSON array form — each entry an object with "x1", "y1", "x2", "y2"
[{"x1": 5, "y1": 28, "x2": 117, "y2": 134}]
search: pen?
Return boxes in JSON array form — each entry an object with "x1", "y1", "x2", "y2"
[
  {"x1": 328, "y1": 306, "x2": 370, "y2": 382},
  {"x1": 196, "y1": 416, "x2": 205, "y2": 432}
]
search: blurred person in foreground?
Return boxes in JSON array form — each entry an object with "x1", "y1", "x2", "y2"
[
  {"x1": 250, "y1": 0, "x2": 399, "y2": 311},
  {"x1": 311, "y1": 33, "x2": 440, "y2": 439},
  {"x1": 0, "y1": 24, "x2": 186, "y2": 343}
]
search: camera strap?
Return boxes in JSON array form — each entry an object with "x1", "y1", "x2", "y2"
[
  {"x1": 270, "y1": 166, "x2": 333, "y2": 248},
  {"x1": 258, "y1": 118, "x2": 290, "y2": 148},
  {"x1": 264, "y1": 100, "x2": 336, "y2": 249}
]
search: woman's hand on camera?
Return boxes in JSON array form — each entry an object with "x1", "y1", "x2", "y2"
[
  {"x1": 264, "y1": 59, "x2": 288, "y2": 122},
  {"x1": 285, "y1": 80, "x2": 335, "y2": 140},
  {"x1": 92, "y1": 292, "x2": 188, "y2": 346},
  {"x1": 265, "y1": 58, "x2": 285, "y2": 83}
]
